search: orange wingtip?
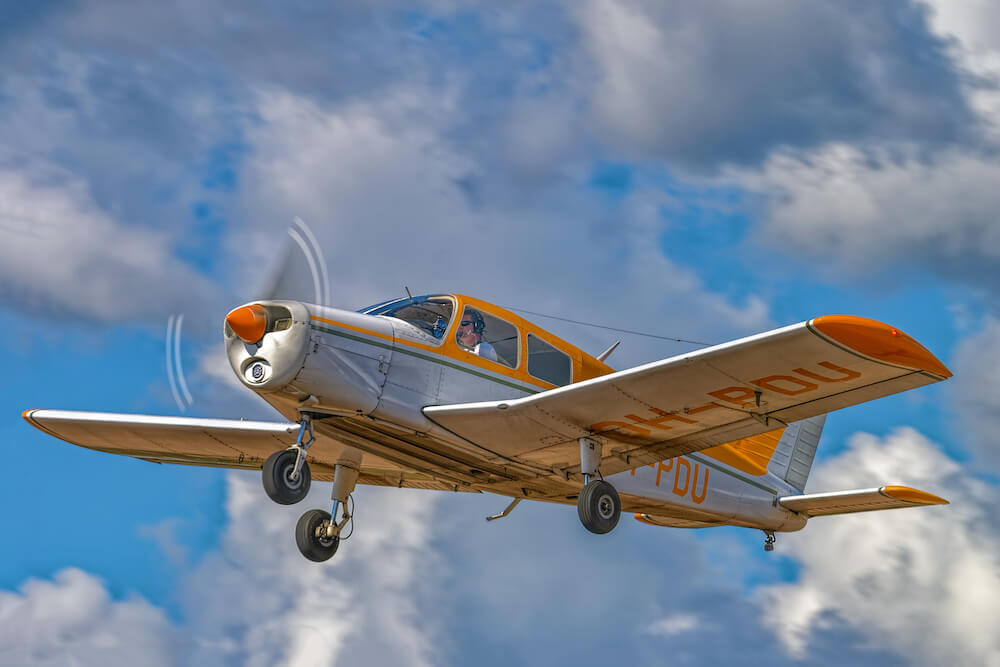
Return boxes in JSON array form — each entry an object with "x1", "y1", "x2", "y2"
[
  {"x1": 22, "y1": 409, "x2": 36, "y2": 422},
  {"x1": 811, "y1": 315, "x2": 952, "y2": 379},
  {"x1": 882, "y1": 485, "x2": 949, "y2": 505}
]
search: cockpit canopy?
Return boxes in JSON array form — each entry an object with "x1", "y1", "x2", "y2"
[
  {"x1": 362, "y1": 295, "x2": 454, "y2": 340},
  {"x1": 361, "y1": 294, "x2": 572, "y2": 385}
]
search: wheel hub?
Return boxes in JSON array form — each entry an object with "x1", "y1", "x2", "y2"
[
  {"x1": 283, "y1": 463, "x2": 304, "y2": 489},
  {"x1": 315, "y1": 522, "x2": 336, "y2": 547},
  {"x1": 597, "y1": 494, "x2": 614, "y2": 519}
]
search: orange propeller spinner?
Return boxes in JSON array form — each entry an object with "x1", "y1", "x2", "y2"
[{"x1": 226, "y1": 304, "x2": 268, "y2": 344}]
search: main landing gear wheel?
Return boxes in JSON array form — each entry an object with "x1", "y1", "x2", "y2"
[
  {"x1": 577, "y1": 479, "x2": 621, "y2": 534},
  {"x1": 262, "y1": 449, "x2": 311, "y2": 505},
  {"x1": 296, "y1": 509, "x2": 340, "y2": 562}
]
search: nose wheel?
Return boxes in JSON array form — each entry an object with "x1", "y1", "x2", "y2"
[
  {"x1": 296, "y1": 509, "x2": 340, "y2": 562},
  {"x1": 293, "y1": 457, "x2": 360, "y2": 562}
]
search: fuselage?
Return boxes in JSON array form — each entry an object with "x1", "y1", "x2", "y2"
[{"x1": 224, "y1": 294, "x2": 808, "y2": 532}]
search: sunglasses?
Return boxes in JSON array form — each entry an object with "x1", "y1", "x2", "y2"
[{"x1": 460, "y1": 320, "x2": 476, "y2": 327}]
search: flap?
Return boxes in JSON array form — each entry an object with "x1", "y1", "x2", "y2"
[
  {"x1": 424, "y1": 316, "x2": 950, "y2": 478},
  {"x1": 778, "y1": 485, "x2": 948, "y2": 517},
  {"x1": 23, "y1": 409, "x2": 460, "y2": 490}
]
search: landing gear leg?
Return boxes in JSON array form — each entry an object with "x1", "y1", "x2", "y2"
[
  {"x1": 295, "y1": 454, "x2": 360, "y2": 563},
  {"x1": 763, "y1": 530, "x2": 776, "y2": 552},
  {"x1": 262, "y1": 413, "x2": 314, "y2": 505},
  {"x1": 576, "y1": 437, "x2": 621, "y2": 534}
]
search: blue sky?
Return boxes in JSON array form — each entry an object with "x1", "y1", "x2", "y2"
[{"x1": 3, "y1": 2, "x2": 1000, "y2": 665}]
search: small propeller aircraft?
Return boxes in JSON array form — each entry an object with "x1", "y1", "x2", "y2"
[{"x1": 24, "y1": 293, "x2": 951, "y2": 561}]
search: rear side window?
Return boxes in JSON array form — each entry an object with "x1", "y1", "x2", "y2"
[{"x1": 527, "y1": 333, "x2": 571, "y2": 385}]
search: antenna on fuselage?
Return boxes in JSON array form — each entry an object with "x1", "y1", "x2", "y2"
[
  {"x1": 404, "y1": 286, "x2": 413, "y2": 303},
  {"x1": 597, "y1": 340, "x2": 621, "y2": 362}
]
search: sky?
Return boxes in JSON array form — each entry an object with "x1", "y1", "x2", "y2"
[{"x1": 2, "y1": 1, "x2": 1000, "y2": 665}]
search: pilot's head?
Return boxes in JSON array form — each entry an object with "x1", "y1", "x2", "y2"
[{"x1": 456, "y1": 308, "x2": 485, "y2": 350}]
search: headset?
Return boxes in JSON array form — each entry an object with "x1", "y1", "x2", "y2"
[{"x1": 463, "y1": 309, "x2": 486, "y2": 334}]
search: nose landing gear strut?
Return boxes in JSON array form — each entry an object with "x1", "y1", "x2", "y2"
[{"x1": 295, "y1": 452, "x2": 361, "y2": 563}]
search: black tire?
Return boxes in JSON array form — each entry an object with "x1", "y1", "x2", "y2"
[
  {"x1": 577, "y1": 479, "x2": 621, "y2": 534},
  {"x1": 262, "y1": 449, "x2": 311, "y2": 505},
  {"x1": 296, "y1": 509, "x2": 340, "y2": 562}
]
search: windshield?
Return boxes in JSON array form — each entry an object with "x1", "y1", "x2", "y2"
[{"x1": 364, "y1": 295, "x2": 454, "y2": 340}]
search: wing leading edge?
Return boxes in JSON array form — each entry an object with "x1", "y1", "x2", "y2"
[
  {"x1": 424, "y1": 315, "x2": 951, "y2": 479},
  {"x1": 22, "y1": 410, "x2": 462, "y2": 490}
]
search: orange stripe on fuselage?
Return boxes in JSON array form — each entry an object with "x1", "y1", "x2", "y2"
[
  {"x1": 311, "y1": 315, "x2": 411, "y2": 347},
  {"x1": 309, "y1": 314, "x2": 554, "y2": 391}
]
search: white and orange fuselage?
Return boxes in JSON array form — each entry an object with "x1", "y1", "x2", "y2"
[{"x1": 220, "y1": 294, "x2": 947, "y2": 533}]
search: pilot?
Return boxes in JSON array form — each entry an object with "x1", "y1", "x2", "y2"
[{"x1": 456, "y1": 308, "x2": 498, "y2": 361}]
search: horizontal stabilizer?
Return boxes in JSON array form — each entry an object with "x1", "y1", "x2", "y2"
[{"x1": 778, "y1": 486, "x2": 948, "y2": 517}]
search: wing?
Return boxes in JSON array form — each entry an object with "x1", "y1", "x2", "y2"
[
  {"x1": 424, "y1": 316, "x2": 951, "y2": 478},
  {"x1": 23, "y1": 409, "x2": 462, "y2": 491},
  {"x1": 777, "y1": 486, "x2": 948, "y2": 517}
]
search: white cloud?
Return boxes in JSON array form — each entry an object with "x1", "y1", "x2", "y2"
[
  {"x1": 178, "y1": 473, "x2": 442, "y2": 666},
  {"x1": 645, "y1": 613, "x2": 700, "y2": 637},
  {"x1": 924, "y1": 0, "x2": 1000, "y2": 57},
  {"x1": 0, "y1": 568, "x2": 176, "y2": 666},
  {"x1": 572, "y1": 0, "x2": 973, "y2": 167},
  {"x1": 923, "y1": 0, "x2": 1000, "y2": 129},
  {"x1": 731, "y1": 143, "x2": 1000, "y2": 281},
  {"x1": 0, "y1": 473, "x2": 443, "y2": 667},
  {"x1": 0, "y1": 164, "x2": 220, "y2": 323},
  {"x1": 760, "y1": 427, "x2": 1000, "y2": 666},
  {"x1": 952, "y1": 317, "x2": 1000, "y2": 471}
]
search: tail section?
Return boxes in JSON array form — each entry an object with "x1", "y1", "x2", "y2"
[{"x1": 767, "y1": 415, "x2": 826, "y2": 492}]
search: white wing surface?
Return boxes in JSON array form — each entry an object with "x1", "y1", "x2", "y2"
[
  {"x1": 23, "y1": 410, "x2": 460, "y2": 490},
  {"x1": 424, "y1": 316, "x2": 951, "y2": 477}
]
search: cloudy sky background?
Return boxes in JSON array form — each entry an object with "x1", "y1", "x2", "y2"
[{"x1": 3, "y1": 1, "x2": 1000, "y2": 664}]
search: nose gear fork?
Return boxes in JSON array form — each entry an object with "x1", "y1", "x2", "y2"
[
  {"x1": 295, "y1": 449, "x2": 362, "y2": 562},
  {"x1": 324, "y1": 462, "x2": 360, "y2": 539}
]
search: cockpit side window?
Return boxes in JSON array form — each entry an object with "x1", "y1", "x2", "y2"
[
  {"x1": 369, "y1": 296, "x2": 454, "y2": 342},
  {"x1": 456, "y1": 307, "x2": 519, "y2": 368}
]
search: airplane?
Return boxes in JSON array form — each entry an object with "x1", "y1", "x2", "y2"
[{"x1": 23, "y1": 293, "x2": 951, "y2": 562}]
